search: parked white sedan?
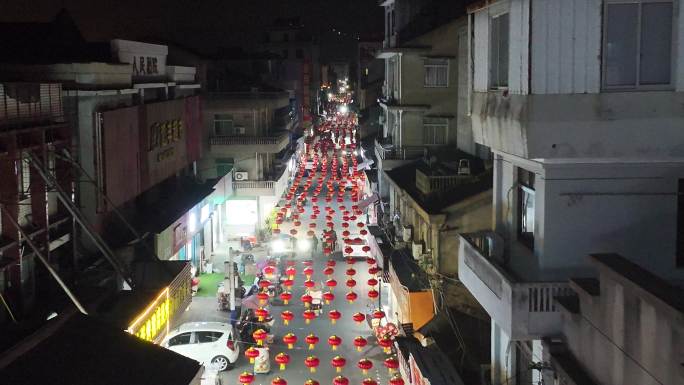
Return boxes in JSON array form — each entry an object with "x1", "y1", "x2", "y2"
[{"x1": 161, "y1": 322, "x2": 239, "y2": 371}]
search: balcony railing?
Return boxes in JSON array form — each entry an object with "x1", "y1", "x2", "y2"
[
  {"x1": 234, "y1": 180, "x2": 275, "y2": 190},
  {"x1": 459, "y1": 231, "x2": 571, "y2": 340},
  {"x1": 374, "y1": 139, "x2": 425, "y2": 161}
]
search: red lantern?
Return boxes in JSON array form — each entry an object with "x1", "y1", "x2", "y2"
[
  {"x1": 253, "y1": 328, "x2": 267, "y2": 346},
  {"x1": 362, "y1": 245, "x2": 371, "y2": 253},
  {"x1": 328, "y1": 309, "x2": 342, "y2": 324},
  {"x1": 304, "y1": 379, "x2": 319, "y2": 385},
  {"x1": 323, "y1": 247, "x2": 332, "y2": 255},
  {"x1": 328, "y1": 335, "x2": 342, "y2": 351},
  {"x1": 357, "y1": 358, "x2": 373, "y2": 375},
  {"x1": 368, "y1": 266, "x2": 380, "y2": 275},
  {"x1": 238, "y1": 371, "x2": 255, "y2": 384},
  {"x1": 331, "y1": 355, "x2": 347, "y2": 373},
  {"x1": 367, "y1": 257, "x2": 377, "y2": 265},
  {"x1": 346, "y1": 279, "x2": 357, "y2": 288},
  {"x1": 389, "y1": 374, "x2": 405, "y2": 385},
  {"x1": 275, "y1": 352, "x2": 290, "y2": 371},
  {"x1": 305, "y1": 333, "x2": 319, "y2": 350},
  {"x1": 342, "y1": 230, "x2": 350, "y2": 237},
  {"x1": 257, "y1": 292, "x2": 269, "y2": 305},
  {"x1": 353, "y1": 336, "x2": 367, "y2": 352},
  {"x1": 344, "y1": 246, "x2": 353, "y2": 254},
  {"x1": 264, "y1": 265, "x2": 276, "y2": 276},
  {"x1": 378, "y1": 335, "x2": 393, "y2": 354},
  {"x1": 360, "y1": 229, "x2": 368, "y2": 235},
  {"x1": 323, "y1": 291, "x2": 335, "y2": 304},
  {"x1": 325, "y1": 279, "x2": 337, "y2": 290},
  {"x1": 346, "y1": 268, "x2": 356, "y2": 276},
  {"x1": 384, "y1": 357, "x2": 399, "y2": 374},
  {"x1": 342, "y1": 222, "x2": 349, "y2": 228},
  {"x1": 305, "y1": 356, "x2": 320, "y2": 373},
  {"x1": 324, "y1": 267, "x2": 335, "y2": 277},
  {"x1": 373, "y1": 309, "x2": 385, "y2": 319},
  {"x1": 304, "y1": 280, "x2": 316, "y2": 289},
  {"x1": 294, "y1": 221, "x2": 302, "y2": 227},
  {"x1": 368, "y1": 278, "x2": 378, "y2": 287},
  {"x1": 283, "y1": 332, "x2": 297, "y2": 349},
  {"x1": 368, "y1": 289, "x2": 379, "y2": 299},
  {"x1": 280, "y1": 310, "x2": 294, "y2": 325},
  {"x1": 357, "y1": 222, "x2": 365, "y2": 228},
  {"x1": 332, "y1": 376, "x2": 349, "y2": 385},
  {"x1": 326, "y1": 260, "x2": 336, "y2": 267},
  {"x1": 345, "y1": 291, "x2": 358, "y2": 303},
  {"x1": 346, "y1": 256, "x2": 355, "y2": 265},
  {"x1": 301, "y1": 294, "x2": 313, "y2": 307},
  {"x1": 283, "y1": 279, "x2": 294, "y2": 289},
  {"x1": 259, "y1": 280, "x2": 271, "y2": 289},
  {"x1": 279, "y1": 291, "x2": 292, "y2": 306},
  {"x1": 271, "y1": 377, "x2": 287, "y2": 385},
  {"x1": 303, "y1": 309, "x2": 317, "y2": 324},
  {"x1": 255, "y1": 307, "x2": 269, "y2": 322},
  {"x1": 245, "y1": 347, "x2": 259, "y2": 363}
]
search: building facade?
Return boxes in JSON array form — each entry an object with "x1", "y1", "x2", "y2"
[{"x1": 457, "y1": 1, "x2": 684, "y2": 384}]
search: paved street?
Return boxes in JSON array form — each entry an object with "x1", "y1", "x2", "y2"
[{"x1": 179, "y1": 115, "x2": 394, "y2": 385}]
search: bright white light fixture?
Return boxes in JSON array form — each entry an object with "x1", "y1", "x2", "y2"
[
  {"x1": 188, "y1": 211, "x2": 197, "y2": 233},
  {"x1": 338, "y1": 104, "x2": 349, "y2": 114}
]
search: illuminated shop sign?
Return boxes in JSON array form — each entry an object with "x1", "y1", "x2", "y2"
[{"x1": 127, "y1": 287, "x2": 170, "y2": 342}]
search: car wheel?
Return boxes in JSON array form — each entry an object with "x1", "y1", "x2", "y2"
[{"x1": 210, "y1": 355, "x2": 230, "y2": 371}]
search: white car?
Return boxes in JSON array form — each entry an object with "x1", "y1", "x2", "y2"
[{"x1": 161, "y1": 322, "x2": 239, "y2": 371}]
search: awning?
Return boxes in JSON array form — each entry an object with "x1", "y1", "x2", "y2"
[{"x1": 357, "y1": 193, "x2": 380, "y2": 210}]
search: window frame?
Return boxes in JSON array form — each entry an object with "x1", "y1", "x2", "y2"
[
  {"x1": 602, "y1": 0, "x2": 676, "y2": 91},
  {"x1": 168, "y1": 332, "x2": 192, "y2": 347},
  {"x1": 517, "y1": 167, "x2": 536, "y2": 251},
  {"x1": 213, "y1": 114, "x2": 234, "y2": 136},
  {"x1": 489, "y1": 11, "x2": 510, "y2": 90},
  {"x1": 422, "y1": 117, "x2": 449, "y2": 145},
  {"x1": 423, "y1": 58, "x2": 450, "y2": 88}
]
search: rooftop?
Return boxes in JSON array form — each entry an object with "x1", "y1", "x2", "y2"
[
  {"x1": 0, "y1": 314, "x2": 201, "y2": 385},
  {"x1": 390, "y1": 248, "x2": 431, "y2": 291},
  {"x1": 385, "y1": 152, "x2": 491, "y2": 215}
]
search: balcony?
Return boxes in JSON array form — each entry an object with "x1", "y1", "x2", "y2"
[
  {"x1": 458, "y1": 231, "x2": 571, "y2": 340},
  {"x1": 233, "y1": 164, "x2": 291, "y2": 198},
  {"x1": 210, "y1": 132, "x2": 290, "y2": 155},
  {"x1": 374, "y1": 138, "x2": 425, "y2": 162},
  {"x1": 471, "y1": 90, "x2": 684, "y2": 159}
]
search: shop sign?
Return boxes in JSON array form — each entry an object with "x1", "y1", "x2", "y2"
[
  {"x1": 132, "y1": 55, "x2": 159, "y2": 76},
  {"x1": 127, "y1": 287, "x2": 170, "y2": 342},
  {"x1": 149, "y1": 118, "x2": 183, "y2": 162}
]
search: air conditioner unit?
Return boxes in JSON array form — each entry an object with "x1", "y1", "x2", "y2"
[
  {"x1": 234, "y1": 172, "x2": 249, "y2": 181},
  {"x1": 402, "y1": 225, "x2": 412, "y2": 242},
  {"x1": 411, "y1": 242, "x2": 423, "y2": 259}
]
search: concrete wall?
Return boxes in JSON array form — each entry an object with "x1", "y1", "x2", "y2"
[
  {"x1": 494, "y1": 153, "x2": 684, "y2": 282},
  {"x1": 559, "y1": 260, "x2": 684, "y2": 385}
]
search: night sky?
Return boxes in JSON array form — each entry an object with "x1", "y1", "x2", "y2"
[{"x1": 1, "y1": 0, "x2": 384, "y2": 56}]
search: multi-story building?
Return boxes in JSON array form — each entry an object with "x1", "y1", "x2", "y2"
[
  {"x1": 357, "y1": 38, "x2": 384, "y2": 139},
  {"x1": 0, "y1": 82, "x2": 73, "y2": 324},
  {"x1": 259, "y1": 17, "x2": 321, "y2": 130},
  {"x1": 199, "y1": 90, "x2": 298, "y2": 239},
  {"x1": 375, "y1": 0, "x2": 485, "y2": 198},
  {"x1": 457, "y1": 1, "x2": 684, "y2": 383}
]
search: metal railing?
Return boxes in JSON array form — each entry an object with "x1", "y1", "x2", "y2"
[
  {"x1": 0, "y1": 83, "x2": 64, "y2": 130},
  {"x1": 374, "y1": 139, "x2": 425, "y2": 161},
  {"x1": 205, "y1": 91, "x2": 290, "y2": 100},
  {"x1": 210, "y1": 132, "x2": 288, "y2": 146},
  {"x1": 233, "y1": 180, "x2": 275, "y2": 190}
]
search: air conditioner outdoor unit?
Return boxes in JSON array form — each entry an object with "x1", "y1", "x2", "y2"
[
  {"x1": 402, "y1": 225, "x2": 412, "y2": 242},
  {"x1": 411, "y1": 242, "x2": 423, "y2": 259},
  {"x1": 234, "y1": 172, "x2": 249, "y2": 181}
]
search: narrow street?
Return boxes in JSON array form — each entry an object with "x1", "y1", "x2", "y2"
[{"x1": 184, "y1": 96, "x2": 396, "y2": 385}]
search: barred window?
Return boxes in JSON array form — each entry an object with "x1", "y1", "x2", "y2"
[
  {"x1": 424, "y1": 59, "x2": 449, "y2": 87},
  {"x1": 423, "y1": 117, "x2": 448, "y2": 145}
]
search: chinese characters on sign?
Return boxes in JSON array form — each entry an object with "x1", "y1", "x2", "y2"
[
  {"x1": 132, "y1": 55, "x2": 159, "y2": 76},
  {"x1": 149, "y1": 118, "x2": 183, "y2": 162}
]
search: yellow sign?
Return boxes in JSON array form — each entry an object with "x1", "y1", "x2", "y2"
[
  {"x1": 149, "y1": 119, "x2": 183, "y2": 151},
  {"x1": 127, "y1": 287, "x2": 171, "y2": 342}
]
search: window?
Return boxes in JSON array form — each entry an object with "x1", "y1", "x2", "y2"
[
  {"x1": 168, "y1": 332, "x2": 192, "y2": 346},
  {"x1": 214, "y1": 114, "x2": 234, "y2": 136},
  {"x1": 296, "y1": 48, "x2": 304, "y2": 59},
  {"x1": 677, "y1": 179, "x2": 684, "y2": 267},
  {"x1": 517, "y1": 168, "x2": 535, "y2": 250},
  {"x1": 424, "y1": 59, "x2": 449, "y2": 87},
  {"x1": 216, "y1": 158, "x2": 233, "y2": 176},
  {"x1": 489, "y1": 13, "x2": 509, "y2": 89},
  {"x1": 423, "y1": 117, "x2": 448, "y2": 145},
  {"x1": 196, "y1": 331, "x2": 223, "y2": 343},
  {"x1": 603, "y1": 1, "x2": 673, "y2": 89}
]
